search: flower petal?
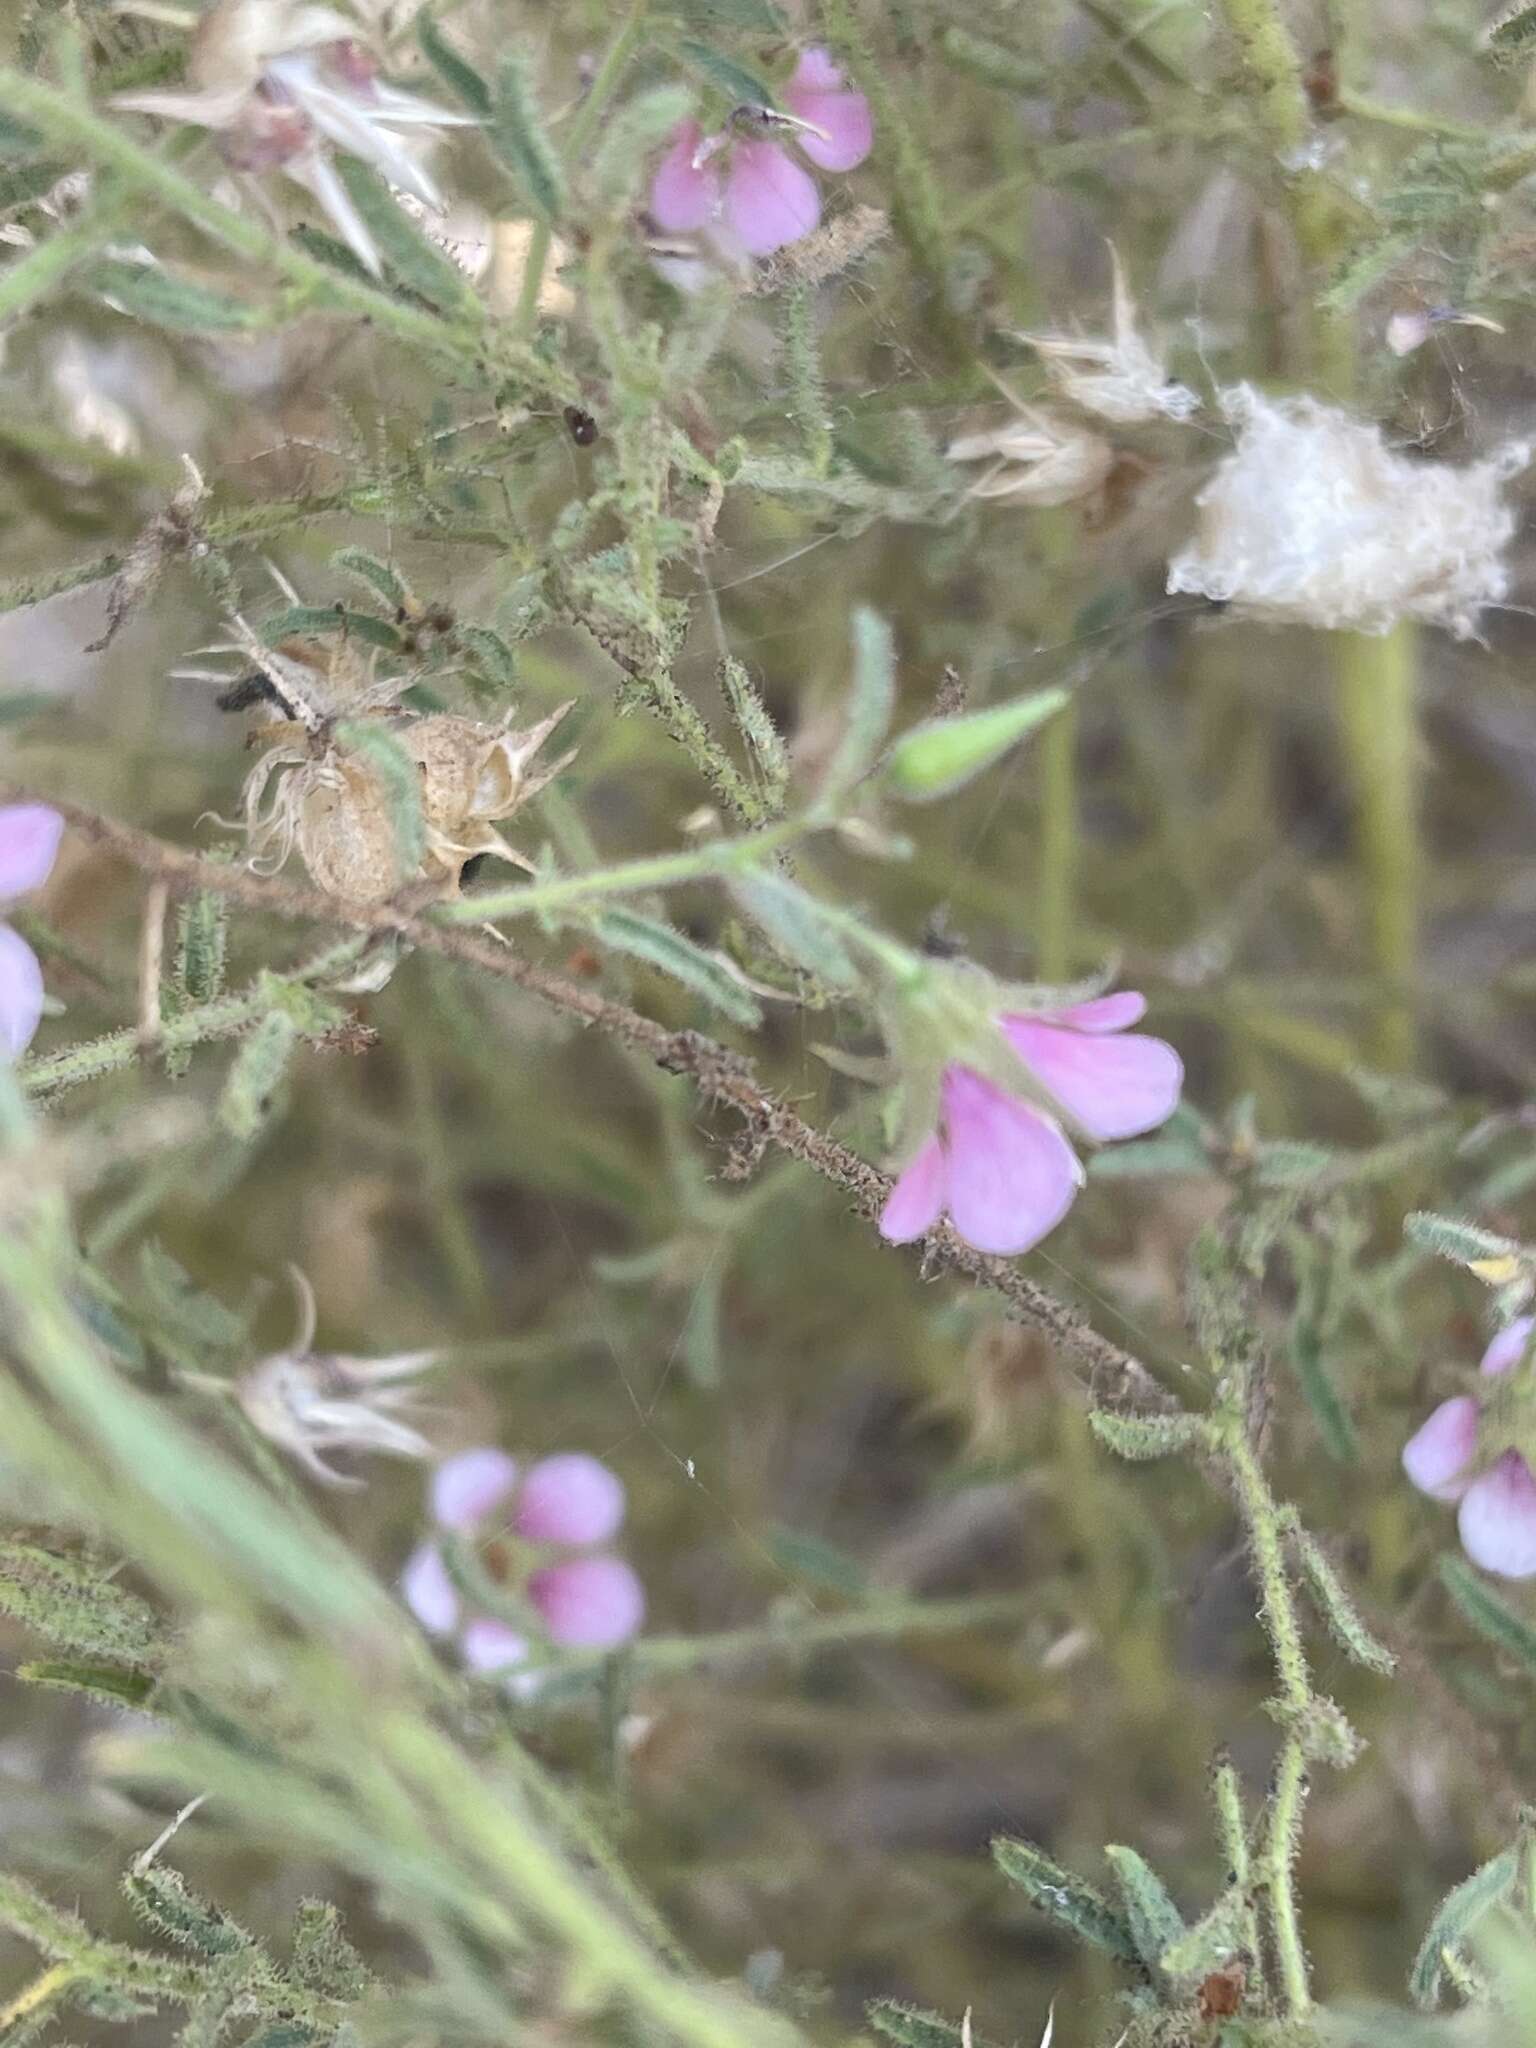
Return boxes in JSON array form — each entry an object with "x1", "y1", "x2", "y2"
[
  {"x1": 879, "y1": 1135, "x2": 947, "y2": 1244},
  {"x1": 783, "y1": 50, "x2": 872, "y2": 173},
  {"x1": 1045, "y1": 991, "x2": 1147, "y2": 1033},
  {"x1": 723, "y1": 141, "x2": 819, "y2": 256},
  {"x1": 0, "y1": 805, "x2": 63, "y2": 902},
  {"x1": 460, "y1": 1618, "x2": 530, "y2": 1674},
  {"x1": 529, "y1": 1556, "x2": 646, "y2": 1649},
  {"x1": 400, "y1": 1542, "x2": 458, "y2": 1634},
  {"x1": 940, "y1": 1067, "x2": 1082, "y2": 1258},
  {"x1": 515, "y1": 1454, "x2": 625, "y2": 1547},
  {"x1": 431, "y1": 1447, "x2": 519, "y2": 1531},
  {"x1": 0, "y1": 924, "x2": 45, "y2": 1060},
  {"x1": 649, "y1": 121, "x2": 719, "y2": 233},
  {"x1": 1481, "y1": 1316, "x2": 1536, "y2": 1378},
  {"x1": 1001, "y1": 1015, "x2": 1183, "y2": 1142},
  {"x1": 1402, "y1": 1395, "x2": 1479, "y2": 1502},
  {"x1": 1459, "y1": 1453, "x2": 1536, "y2": 1579}
]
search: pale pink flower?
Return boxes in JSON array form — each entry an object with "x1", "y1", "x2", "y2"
[
  {"x1": 401, "y1": 1446, "x2": 645, "y2": 1673},
  {"x1": 879, "y1": 992, "x2": 1182, "y2": 1259},
  {"x1": 114, "y1": 0, "x2": 474, "y2": 278},
  {"x1": 648, "y1": 47, "x2": 872, "y2": 260},
  {"x1": 0, "y1": 805, "x2": 64, "y2": 1058},
  {"x1": 1403, "y1": 1318, "x2": 1536, "y2": 1578}
]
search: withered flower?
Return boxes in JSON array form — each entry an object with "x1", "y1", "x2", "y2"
[{"x1": 114, "y1": 0, "x2": 475, "y2": 279}]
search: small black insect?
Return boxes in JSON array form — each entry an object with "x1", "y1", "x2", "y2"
[
  {"x1": 215, "y1": 671, "x2": 299, "y2": 720},
  {"x1": 563, "y1": 405, "x2": 599, "y2": 447}
]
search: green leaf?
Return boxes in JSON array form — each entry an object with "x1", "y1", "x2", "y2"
[
  {"x1": 663, "y1": 0, "x2": 785, "y2": 29},
  {"x1": 766, "y1": 1527, "x2": 870, "y2": 1598},
  {"x1": 589, "y1": 85, "x2": 693, "y2": 209},
  {"x1": 1105, "y1": 1844, "x2": 1186, "y2": 1975},
  {"x1": 867, "y1": 2004, "x2": 970, "y2": 2048},
  {"x1": 591, "y1": 908, "x2": 763, "y2": 1027},
  {"x1": 820, "y1": 607, "x2": 895, "y2": 805},
  {"x1": 122, "y1": 1865, "x2": 250, "y2": 1956},
  {"x1": 1406, "y1": 1211, "x2": 1526, "y2": 1282},
  {"x1": 17, "y1": 1659, "x2": 157, "y2": 1709},
  {"x1": 415, "y1": 10, "x2": 492, "y2": 115},
  {"x1": 174, "y1": 890, "x2": 228, "y2": 1010},
  {"x1": 0, "y1": 1543, "x2": 161, "y2": 1665},
  {"x1": 218, "y1": 1010, "x2": 299, "y2": 1142},
  {"x1": 259, "y1": 604, "x2": 402, "y2": 650},
  {"x1": 1252, "y1": 1139, "x2": 1336, "y2": 1188},
  {"x1": 91, "y1": 260, "x2": 261, "y2": 331},
  {"x1": 331, "y1": 157, "x2": 476, "y2": 316},
  {"x1": 1486, "y1": 1, "x2": 1536, "y2": 64},
  {"x1": 291, "y1": 1898, "x2": 372, "y2": 1998},
  {"x1": 1410, "y1": 1844, "x2": 1519, "y2": 2007},
  {"x1": 1159, "y1": 1883, "x2": 1249, "y2": 1981},
  {"x1": 332, "y1": 547, "x2": 409, "y2": 609},
  {"x1": 1089, "y1": 1409, "x2": 1208, "y2": 1461},
  {"x1": 1439, "y1": 1553, "x2": 1536, "y2": 1675},
  {"x1": 1287, "y1": 1316, "x2": 1358, "y2": 1464},
  {"x1": 884, "y1": 686, "x2": 1069, "y2": 804},
  {"x1": 673, "y1": 39, "x2": 778, "y2": 109},
  {"x1": 731, "y1": 873, "x2": 859, "y2": 988},
  {"x1": 992, "y1": 1836, "x2": 1141, "y2": 1964},
  {"x1": 1285, "y1": 1519, "x2": 1395, "y2": 1675},
  {"x1": 489, "y1": 50, "x2": 565, "y2": 223}
]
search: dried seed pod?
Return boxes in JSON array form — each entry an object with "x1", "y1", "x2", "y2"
[
  {"x1": 295, "y1": 756, "x2": 403, "y2": 902},
  {"x1": 401, "y1": 703, "x2": 575, "y2": 889}
]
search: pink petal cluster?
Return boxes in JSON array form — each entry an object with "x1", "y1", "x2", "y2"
[
  {"x1": 0, "y1": 806, "x2": 64, "y2": 1059},
  {"x1": 1403, "y1": 1318, "x2": 1536, "y2": 1578},
  {"x1": 649, "y1": 48, "x2": 872, "y2": 259},
  {"x1": 401, "y1": 1447, "x2": 645, "y2": 1676},
  {"x1": 879, "y1": 991, "x2": 1182, "y2": 1259}
]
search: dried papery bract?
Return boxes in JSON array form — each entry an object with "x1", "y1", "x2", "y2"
[
  {"x1": 946, "y1": 396, "x2": 1116, "y2": 508},
  {"x1": 401, "y1": 704, "x2": 576, "y2": 886},
  {"x1": 1016, "y1": 246, "x2": 1199, "y2": 426},
  {"x1": 225, "y1": 1270, "x2": 436, "y2": 1487},
  {"x1": 1167, "y1": 385, "x2": 1528, "y2": 637}
]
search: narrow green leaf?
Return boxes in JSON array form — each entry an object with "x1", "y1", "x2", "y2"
[
  {"x1": 885, "y1": 687, "x2": 1068, "y2": 804},
  {"x1": 218, "y1": 1010, "x2": 299, "y2": 1142},
  {"x1": 1410, "y1": 1845, "x2": 1519, "y2": 2007},
  {"x1": 415, "y1": 10, "x2": 492, "y2": 115},
  {"x1": 1089, "y1": 1409, "x2": 1208, "y2": 1461},
  {"x1": 1286, "y1": 1520, "x2": 1394, "y2": 1674},
  {"x1": 867, "y1": 2005, "x2": 973, "y2": 2048},
  {"x1": 1440, "y1": 1553, "x2": 1536, "y2": 1675},
  {"x1": 332, "y1": 547, "x2": 409, "y2": 609},
  {"x1": 259, "y1": 604, "x2": 402, "y2": 650},
  {"x1": 92, "y1": 259, "x2": 261, "y2": 331},
  {"x1": 591, "y1": 909, "x2": 763, "y2": 1026},
  {"x1": 122, "y1": 1865, "x2": 250, "y2": 1956},
  {"x1": 489, "y1": 50, "x2": 565, "y2": 222},
  {"x1": 1159, "y1": 1883, "x2": 1248, "y2": 1981},
  {"x1": 992, "y1": 1836, "x2": 1141, "y2": 1964},
  {"x1": 1105, "y1": 1844, "x2": 1186, "y2": 1975},
  {"x1": 0, "y1": 1542, "x2": 160, "y2": 1664},
  {"x1": 332, "y1": 156, "x2": 476, "y2": 315},
  {"x1": 821, "y1": 607, "x2": 895, "y2": 804},
  {"x1": 731, "y1": 872, "x2": 858, "y2": 988},
  {"x1": 17, "y1": 1658, "x2": 157, "y2": 1709},
  {"x1": 674, "y1": 39, "x2": 778, "y2": 109},
  {"x1": 1406, "y1": 1211, "x2": 1522, "y2": 1271},
  {"x1": 1486, "y1": 1, "x2": 1536, "y2": 64},
  {"x1": 1288, "y1": 1319, "x2": 1358, "y2": 1464}
]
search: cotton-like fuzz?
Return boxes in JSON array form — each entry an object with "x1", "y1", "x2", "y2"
[{"x1": 1167, "y1": 385, "x2": 1528, "y2": 639}]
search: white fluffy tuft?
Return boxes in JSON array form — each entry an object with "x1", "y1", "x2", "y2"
[{"x1": 1167, "y1": 385, "x2": 1528, "y2": 638}]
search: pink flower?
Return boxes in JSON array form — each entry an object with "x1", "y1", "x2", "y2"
[
  {"x1": 401, "y1": 1446, "x2": 645, "y2": 1675},
  {"x1": 0, "y1": 805, "x2": 64, "y2": 1058},
  {"x1": 879, "y1": 991, "x2": 1183, "y2": 1259},
  {"x1": 648, "y1": 47, "x2": 872, "y2": 259},
  {"x1": 1403, "y1": 1318, "x2": 1536, "y2": 1578}
]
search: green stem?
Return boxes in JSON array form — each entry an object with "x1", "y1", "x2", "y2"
[
  {"x1": 1221, "y1": 1421, "x2": 1312, "y2": 2015},
  {"x1": 437, "y1": 814, "x2": 807, "y2": 923},
  {"x1": 1037, "y1": 695, "x2": 1077, "y2": 980},
  {"x1": 1335, "y1": 623, "x2": 1417, "y2": 1069},
  {"x1": 551, "y1": 1589, "x2": 1041, "y2": 1677},
  {"x1": 514, "y1": 0, "x2": 648, "y2": 334},
  {"x1": 19, "y1": 938, "x2": 364, "y2": 1096}
]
